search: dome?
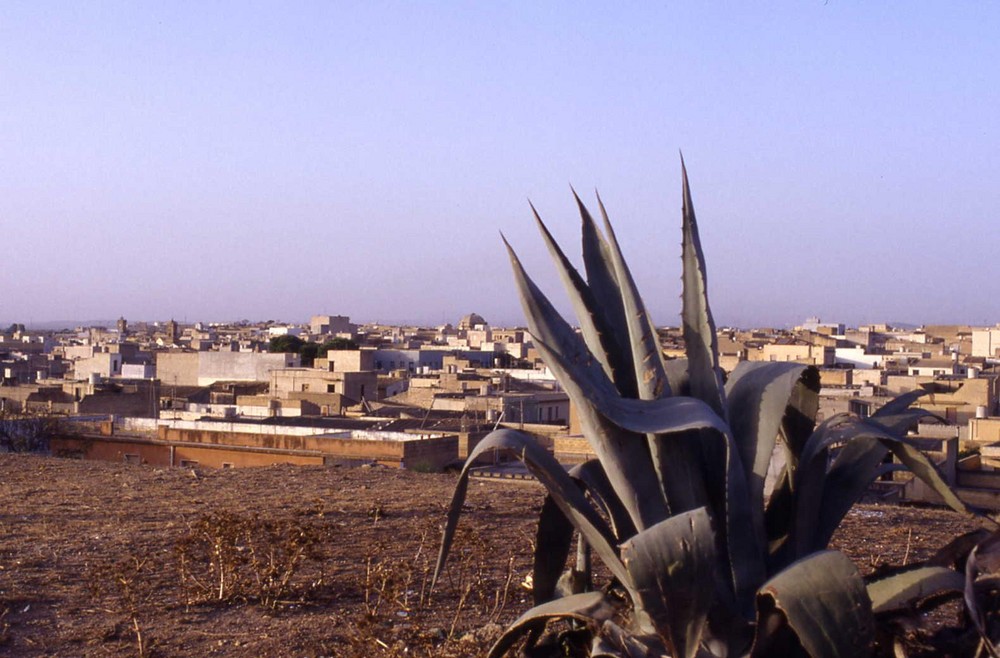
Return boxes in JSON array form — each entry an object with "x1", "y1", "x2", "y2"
[{"x1": 458, "y1": 313, "x2": 487, "y2": 330}]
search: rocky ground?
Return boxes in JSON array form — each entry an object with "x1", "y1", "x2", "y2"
[{"x1": 0, "y1": 453, "x2": 984, "y2": 657}]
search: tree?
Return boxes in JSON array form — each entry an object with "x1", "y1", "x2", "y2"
[
  {"x1": 268, "y1": 335, "x2": 305, "y2": 354},
  {"x1": 318, "y1": 338, "x2": 358, "y2": 355},
  {"x1": 0, "y1": 410, "x2": 59, "y2": 453},
  {"x1": 299, "y1": 342, "x2": 320, "y2": 367}
]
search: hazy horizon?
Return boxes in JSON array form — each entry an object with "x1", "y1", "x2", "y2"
[
  {"x1": 3, "y1": 4, "x2": 999, "y2": 329},
  {"x1": 0, "y1": 315, "x2": 948, "y2": 335}
]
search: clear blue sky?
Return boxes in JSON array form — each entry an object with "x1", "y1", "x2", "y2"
[{"x1": 2, "y1": 3, "x2": 998, "y2": 329}]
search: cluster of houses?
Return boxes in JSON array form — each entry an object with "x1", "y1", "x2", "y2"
[
  {"x1": 0, "y1": 314, "x2": 565, "y2": 470},
  {"x1": 5, "y1": 314, "x2": 1000, "y2": 502}
]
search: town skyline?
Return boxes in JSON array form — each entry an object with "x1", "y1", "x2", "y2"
[{"x1": 0, "y1": 313, "x2": 969, "y2": 336}]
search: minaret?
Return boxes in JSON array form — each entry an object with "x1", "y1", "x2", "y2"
[{"x1": 166, "y1": 319, "x2": 179, "y2": 343}]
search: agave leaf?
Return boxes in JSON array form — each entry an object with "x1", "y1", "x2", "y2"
[
  {"x1": 570, "y1": 459, "x2": 637, "y2": 542},
  {"x1": 867, "y1": 566, "x2": 964, "y2": 614},
  {"x1": 866, "y1": 409, "x2": 943, "y2": 437},
  {"x1": 788, "y1": 413, "x2": 871, "y2": 538},
  {"x1": 531, "y1": 334, "x2": 736, "y2": 529},
  {"x1": 786, "y1": 416, "x2": 883, "y2": 561},
  {"x1": 579, "y1": 192, "x2": 638, "y2": 398},
  {"x1": 432, "y1": 429, "x2": 630, "y2": 591},
  {"x1": 664, "y1": 358, "x2": 690, "y2": 396},
  {"x1": 592, "y1": 619, "x2": 663, "y2": 658},
  {"x1": 548, "y1": 367, "x2": 762, "y2": 613},
  {"x1": 679, "y1": 158, "x2": 726, "y2": 420},
  {"x1": 929, "y1": 529, "x2": 994, "y2": 570},
  {"x1": 796, "y1": 414, "x2": 855, "y2": 473},
  {"x1": 878, "y1": 429, "x2": 969, "y2": 515},
  {"x1": 505, "y1": 240, "x2": 670, "y2": 530},
  {"x1": 872, "y1": 389, "x2": 927, "y2": 418},
  {"x1": 790, "y1": 416, "x2": 972, "y2": 562},
  {"x1": 534, "y1": 459, "x2": 635, "y2": 606},
  {"x1": 809, "y1": 437, "x2": 890, "y2": 555},
  {"x1": 965, "y1": 531, "x2": 1000, "y2": 658},
  {"x1": 593, "y1": 194, "x2": 710, "y2": 515},
  {"x1": 487, "y1": 591, "x2": 616, "y2": 658},
  {"x1": 593, "y1": 192, "x2": 670, "y2": 400},
  {"x1": 620, "y1": 508, "x2": 716, "y2": 658},
  {"x1": 575, "y1": 533, "x2": 592, "y2": 594},
  {"x1": 694, "y1": 425, "x2": 766, "y2": 615},
  {"x1": 531, "y1": 204, "x2": 624, "y2": 387},
  {"x1": 531, "y1": 337, "x2": 729, "y2": 439},
  {"x1": 504, "y1": 236, "x2": 617, "y2": 400},
  {"x1": 763, "y1": 466, "x2": 795, "y2": 557},
  {"x1": 533, "y1": 492, "x2": 576, "y2": 605},
  {"x1": 725, "y1": 361, "x2": 816, "y2": 551},
  {"x1": 533, "y1": 335, "x2": 735, "y2": 528},
  {"x1": 752, "y1": 551, "x2": 874, "y2": 658},
  {"x1": 778, "y1": 366, "x2": 821, "y2": 464}
]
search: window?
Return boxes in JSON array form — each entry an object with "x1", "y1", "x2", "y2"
[
  {"x1": 179, "y1": 459, "x2": 199, "y2": 468},
  {"x1": 222, "y1": 462, "x2": 234, "y2": 469},
  {"x1": 123, "y1": 453, "x2": 141, "y2": 464}
]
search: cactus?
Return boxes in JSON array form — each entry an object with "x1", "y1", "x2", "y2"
[{"x1": 434, "y1": 164, "x2": 997, "y2": 657}]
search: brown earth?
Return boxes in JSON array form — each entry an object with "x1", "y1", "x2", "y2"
[{"x1": 0, "y1": 453, "x2": 984, "y2": 657}]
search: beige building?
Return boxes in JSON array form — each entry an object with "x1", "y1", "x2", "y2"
[
  {"x1": 156, "y1": 351, "x2": 300, "y2": 387},
  {"x1": 973, "y1": 328, "x2": 1000, "y2": 359},
  {"x1": 316, "y1": 349, "x2": 375, "y2": 373},
  {"x1": 751, "y1": 343, "x2": 834, "y2": 366},
  {"x1": 310, "y1": 315, "x2": 357, "y2": 336},
  {"x1": 270, "y1": 368, "x2": 377, "y2": 403},
  {"x1": 72, "y1": 352, "x2": 123, "y2": 380}
]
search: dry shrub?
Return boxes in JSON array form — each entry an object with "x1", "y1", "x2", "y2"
[
  {"x1": 87, "y1": 556, "x2": 157, "y2": 657},
  {"x1": 175, "y1": 510, "x2": 327, "y2": 609}
]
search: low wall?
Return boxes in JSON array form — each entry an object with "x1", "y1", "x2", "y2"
[
  {"x1": 51, "y1": 424, "x2": 458, "y2": 472},
  {"x1": 552, "y1": 435, "x2": 596, "y2": 463}
]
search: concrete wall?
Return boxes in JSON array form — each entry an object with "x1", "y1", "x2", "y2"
[
  {"x1": 73, "y1": 353, "x2": 123, "y2": 379},
  {"x1": 55, "y1": 419, "x2": 458, "y2": 471},
  {"x1": 553, "y1": 435, "x2": 596, "y2": 463},
  {"x1": 198, "y1": 352, "x2": 299, "y2": 386},
  {"x1": 973, "y1": 329, "x2": 1000, "y2": 358},
  {"x1": 78, "y1": 387, "x2": 160, "y2": 418},
  {"x1": 852, "y1": 369, "x2": 884, "y2": 388},
  {"x1": 50, "y1": 435, "x2": 325, "y2": 468},
  {"x1": 121, "y1": 363, "x2": 155, "y2": 379},
  {"x1": 834, "y1": 347, "x2": 883, "y2": 369},
  {"x1": 970, "y1": 417, "x2": 1000, "y2": 444},
  {"x1": 819, "y1": 369, "x2": 853, "y2": 387},
  {"x1": 155, "y1": 352, "x2": 200, "y2": 386},
  {"x1": 157, "y1": 351, "x2": 298, "y2": 386}
]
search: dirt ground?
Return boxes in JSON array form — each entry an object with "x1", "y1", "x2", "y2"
[{"x1": 0, "y1": 453, "x2": 984, "y2": 657}]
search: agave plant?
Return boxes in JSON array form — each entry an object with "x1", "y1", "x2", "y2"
[{"x1": 434, "y1": 162, "x2": 993, "y2": 658}]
